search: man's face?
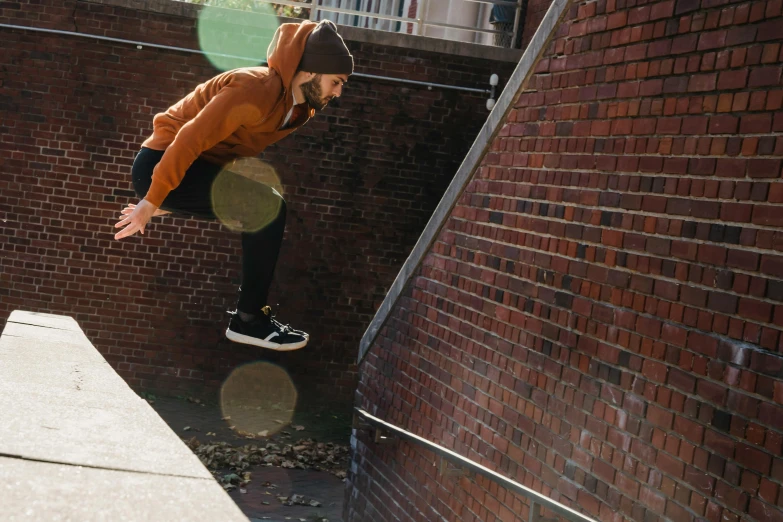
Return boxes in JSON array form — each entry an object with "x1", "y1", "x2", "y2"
[{"x1": 300, "y1": 73, "x2": 348, "y2": 110}]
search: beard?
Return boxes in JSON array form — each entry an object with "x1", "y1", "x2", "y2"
[{"x1": 300, "y1": 74, "x2": 332, "y2": 110}]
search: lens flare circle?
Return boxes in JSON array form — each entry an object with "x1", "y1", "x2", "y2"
[
  {"x1": 197, "y1": 3, "x2": 279, "y2": 71},
  {"x1": 220, "y1": 361, "x2": 297, "y2": 437},
  {"x1": 210, "y1": 158, "x2": 284, "y2": 233}
]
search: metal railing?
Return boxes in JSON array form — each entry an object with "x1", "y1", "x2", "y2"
[
  {"x1": 354, "y1": 408, "x2": 598, "y2": 522},
  {"x1": 186, "y1": 0, "x2": 524, "y2": 48},
  {"x1": 313, "y1": 0, "x2": 523, "y2": 47}
]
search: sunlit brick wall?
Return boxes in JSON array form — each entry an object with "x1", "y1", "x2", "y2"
[{"x1": 349, "y1": 0, "x2": 783, "y2": 520}]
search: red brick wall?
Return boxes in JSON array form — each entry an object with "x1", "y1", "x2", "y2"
[
  {"x1": 0, "y1": 0, "x2": 515, "y2": 400},
  {"x1": 349, "y1": 0, "x2": 783, "y2": 520}
]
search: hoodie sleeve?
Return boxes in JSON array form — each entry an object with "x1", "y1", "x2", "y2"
[{"x1": 144, "y1": 81, "x2": 266, "y2": 207}]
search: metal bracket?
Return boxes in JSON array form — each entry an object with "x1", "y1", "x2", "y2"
[
  {"x1": 352, "y1": 411, "x2": 372, "y2": 430},
  {"x1": 373, "y1": 428, "x2": 396, "y2": 444},
  {"x1": 353, "y1": 412, "x2": 396, "y2": 444},
  {"x1": 438, "y1": 456, "x2": 471, "y2": 478},
  {"x1": 529, "y1": 501, "x2": 559, "y2": 522}
]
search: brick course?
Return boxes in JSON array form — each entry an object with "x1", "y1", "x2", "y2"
[
  {"x1": 349, "y1": 0, "x2": 783, "y2": 520},
  {"x1": 0, "y1": 0, "x2": 515, "y2": 400}
]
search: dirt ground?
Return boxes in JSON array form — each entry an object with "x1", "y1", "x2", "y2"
[{"x1": 145, "y1": 387, "x2": 354, "y2": 522}]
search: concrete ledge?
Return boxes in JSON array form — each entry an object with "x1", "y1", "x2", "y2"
[{"x1": 0, "y1": 310, "x2": 248, "y2": 521}]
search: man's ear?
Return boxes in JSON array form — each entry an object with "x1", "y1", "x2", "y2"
[{"x1": 293, "y1": 70, "x2": 316, "y2": 86}]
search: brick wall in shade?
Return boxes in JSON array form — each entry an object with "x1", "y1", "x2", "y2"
[
  {"x1": 523, "y1": 0, "x2": 557, "y2": 46},
  {"x1": 348, "y1": 0, "x2": 783, "y2": 520},
  {"x1": 0, "y1": 0, "x2": 516, "y2": 400}
]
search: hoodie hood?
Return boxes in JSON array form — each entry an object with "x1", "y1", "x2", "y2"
[{"x1": 267, "y1": 21, "x2": 318, "y2": 90}]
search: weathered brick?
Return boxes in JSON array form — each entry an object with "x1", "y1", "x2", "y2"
[
  {"x1": 698, "y1": 30, "x2": 727, "y2": 51},
  {"x1": 715, "y1": 480, "x2": 750, "y2": 512},
  {"x1": 675, "y1": 0, "x2": 700, "y2": 15},
  {"x1": 656, "y1": 450, "x2": 684, "y2": 477},
  {"x1": 748, "y1": 159, "x2": 782, "y2": 179},
  {"x1": 736, "y1": 443, "x2": 772, "y2": 474},
  {"x1": 709, "y1": 114, "x2": 739, "y2": 134},
  {"x1": 761, "y1": 255, "x2": 783, "y2": 278},
  {"x1": 688, "y1": 73, "x2": 717, "y2": 92},
  {"x1": 717, "y1": 69, "x2": 748, "y2": 91},
  {"x1": 717, "y1": 340, "x2": 751, "y2": 367},
  {"x1": 749, "y1": 499, "x2": 783, "y2": 522},
  {"x1": 683, "y1": 465, "x2": 715, "y2": 495},
  {"x1": 749, "y1": 67, "x2": 782, "y2": 88},
  {"x1": 741, "y1": 114, "x2": 773, "y2": 133},
  {"x1": 727, "y1": 249, "x2": 760, "y2": 271},
  {"x1": 738, "y1": 298, "x2": 773, "y2": 323}
]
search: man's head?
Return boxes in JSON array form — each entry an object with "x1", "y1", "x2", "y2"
[{"x1": 293, "y1": 20, "x2": 353, "y2": 110}]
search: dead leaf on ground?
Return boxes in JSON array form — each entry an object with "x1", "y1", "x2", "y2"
[
  {"x1": 182, "y1": 436, "x2": 349, "y2": 489},
  {"x1": 279, "y1": 493, "x2": 322, "y2": 507}
]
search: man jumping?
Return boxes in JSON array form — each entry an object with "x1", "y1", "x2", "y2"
[{"x1": 114, "y1": 20, "x2": 353, "y2": 351}]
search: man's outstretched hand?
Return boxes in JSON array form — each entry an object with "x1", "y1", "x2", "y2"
[
  {"x1": 119, "y1": 203, "x2": 170, "y2": 218},
  {"x1": 114, "y1": 199, "x2": 162, "y2": 240}
]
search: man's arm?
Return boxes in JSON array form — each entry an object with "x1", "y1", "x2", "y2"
[
  {"x1": 115, "y1": 79, "x2": 271, "y2": 240},
  {"x1": 144, "y1": 83, "x2": 263, "y2": 207}
]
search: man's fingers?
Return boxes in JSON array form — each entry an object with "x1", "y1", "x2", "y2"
[
  {"x1": 115, "y1": 219, "x2": 144, "y2": 240},
  {"x1": 114, "y1": 224, "x2": 136, "y2": 240},
  {"x1": 115, "y1": 216, "x2": 132, "y2": 229},
  {"x1": 113, "y1": 201, "x2": 156, "y2": 240}
]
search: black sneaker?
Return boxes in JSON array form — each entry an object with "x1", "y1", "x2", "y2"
[{"x1": 226, "y1": 307, "x2": 309, "y2": 351}]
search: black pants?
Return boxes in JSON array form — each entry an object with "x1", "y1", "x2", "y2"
[{"x1": 132, "y1": 147, "x2": 286, "y2": 314}]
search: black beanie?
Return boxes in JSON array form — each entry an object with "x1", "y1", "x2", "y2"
[{"x1": 298, "y1": 20, "x2": 354, "y2": 76}]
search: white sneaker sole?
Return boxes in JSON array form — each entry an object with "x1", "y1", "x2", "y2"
[{"x1": 225, "y1": 328, "x2": 308, "y2": 351}]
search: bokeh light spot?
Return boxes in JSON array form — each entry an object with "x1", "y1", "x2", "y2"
[
  {"x1": 211, "y1": 158, "x2": 284, "y2": 233},
  {"x1": 197, "y1": 3, "x2": 279, "y2": 71},
  {"x1": 220, "y1": 361, "x2": 297, "y2": 437}
]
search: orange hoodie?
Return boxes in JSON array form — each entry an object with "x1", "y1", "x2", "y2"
[{"x1": 140, "y1": 21, "x2": 318, "y2": 207}]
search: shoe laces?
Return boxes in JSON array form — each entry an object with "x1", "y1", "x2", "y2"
[
  {"x1": 261, "y1": 306, "x2": 293, "y2": 333},
  {"x1": 230, "y1": 307, "x2": 295, "y2": 333}
]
